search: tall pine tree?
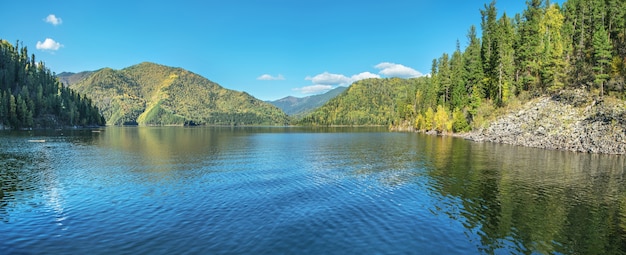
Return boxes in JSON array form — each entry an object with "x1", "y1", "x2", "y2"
[
  {"x1": 517, "y1": 0, "x2": 544, "y2": 91},
  {"x1": 540, "y1": 3, "x2": 566, "y2": 92},
  {"x1": 593, "y1": 26, "x2": 613, "y2": 98},
  {"x1": 480, "y1": 0, "x2": 498, "y2": 100},
  {"x1": 464, "y1": 25, "x2": 484, "y2": 115},
  {"x1": 437, "y1": 53, "x2": 451, "y2": 105},
  {"x1": 493, "y1": 13, "x2": 516, "y2": 105},
  {"x1": 450, "y1": 40, "x2": 467, "y2": 110}
]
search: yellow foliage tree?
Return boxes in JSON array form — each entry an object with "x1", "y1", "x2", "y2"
[
  {"x1": 414, "y1": 113, "x2": 424, "y2": 130},
  {"x1": 434, "y1": 105, "x2": 452, "y2": 133},
  {"x1": 423, "y1": 107, "x2": 435, "y2": 131}
]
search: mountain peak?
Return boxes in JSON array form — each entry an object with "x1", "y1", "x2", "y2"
[
  {"x1": 269, "y1": 86, "x2": 347, "y2": 117},
  {"x1": 69, "y1": 62, "x2": 290, "y2": 126}
]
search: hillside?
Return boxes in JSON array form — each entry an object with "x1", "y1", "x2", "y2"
[
  {"x1": 375, "y1": 0, "x2": 626, "y2": 136},
  {"x1": 298, "y1": 78, "x2": 428, "y2": 126},
  {"x1": 0, "y1": 40, "x2": 104, "y2": 129},
  {"x1": 269, "y1": 86, "x2": 347, "y2": 117},
  {"x1": 69, "y1": 62, "x2": 290, "y2": 126}
]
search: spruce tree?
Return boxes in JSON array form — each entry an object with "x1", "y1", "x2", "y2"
[
  {"x1": 494, "y1": 13, "x2": 516, "y2": 105},
  {"x1": 463, "y1": 25, "x2": 484, "y2": 115},
  {"x1": 437, "y1": 53, "x2": 451, "y2": 105},
  {"x1": 480, "y1": 0, "x2": 498, "y2": 99},
  {"x1": 593, "y1": 26, "x2": 613, "y2": 98},
  {"x1": 540, "y1": 3, "x2": 566, "y2": 92},
  {"x1": 0, "y1": 39, "x2": 104, "y2": 128},
  {"x1": 450, "y1": 40, "x2": 467, "y2": 110},
  {"x1": 517, "y1": 0, "x2": 544, "y2": 91}
]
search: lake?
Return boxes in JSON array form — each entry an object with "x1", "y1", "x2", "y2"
[{"x1": 1, "y1": 127, "x2": 625, "y2": 254}]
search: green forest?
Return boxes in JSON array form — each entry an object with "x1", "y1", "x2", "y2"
[
  {"x1": 298, "y1": 78, "x2": 427, "y2": 126},
  {"x1": 409, "y1": 0, "x2": 626, "y2": 132},
  {"x1": 300, "y1": 0, "x2": 626, "y2": 132},
  {"x1": 0, "y1": 40, "x2": 104, "y2": 129}
]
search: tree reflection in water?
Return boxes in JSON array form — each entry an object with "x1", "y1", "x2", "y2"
[{"x1": 420, "y1": 135, "x2": 626, "y2": 254}]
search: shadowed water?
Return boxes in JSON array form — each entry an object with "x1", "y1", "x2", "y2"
[{"x1": 0, "y1": 127, "x2": 625, "y2": 254}]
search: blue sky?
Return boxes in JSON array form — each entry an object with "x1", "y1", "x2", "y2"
[{"x1": 1, "y1": 1, "x2": 555, "y2": 100}]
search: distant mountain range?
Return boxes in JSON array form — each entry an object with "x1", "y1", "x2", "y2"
[
  {"x1": 57, "y1": 71, "x2": 94, "y2": 87},
  {"x1": 61, "y1": 62, "x2": 290, "y2": 126},
  {"x1": 268, "y1": 86, "x2": 347, "y2": 118}
]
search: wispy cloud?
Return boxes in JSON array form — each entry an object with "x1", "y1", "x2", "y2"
[
  {"x1": 295, "y1": 62, "x2": 422, "y2": 95},
  {"x1": 44, "y1": 14, "x2": 62, "y2": 26},
  {"x1": 375, "y1": 62, "x2": 423, "y2": 78},
  {"x1": 305, "y1": 72, "x2": 352, "y2": 86},
  {"x1": 36, "y1": 38, "x2": 63, "y2": 51},
  {"x1": 305, "y1": 71, "x2": 380, "y2": 86},
  {"x1": 257, "y1": 74, "x2": 285, "y2": 80},
  {"x1": 350, "y1": 72, "x2": 381, "y2": 82},
  {"x1": 293, "y1": 85, "x2": 333, "y2": 94}
]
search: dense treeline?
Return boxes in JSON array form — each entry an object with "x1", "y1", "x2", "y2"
[
  {"x1": 400, "y1": 0, "x2": 626, "y2": 133},
  {"x1": 299, "y1": 78, "x2": 428, "y2": 126},
  {"x1": 0, "y1": 40, "x2": 104, "y2": 129},
  {"x1": 299, "y1": 0, "x2": 625, "y2": 130}
]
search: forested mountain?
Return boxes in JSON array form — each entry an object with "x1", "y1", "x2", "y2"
[
  {"x1": 269, "y1": 86, "x2": 347, "y2": 117},
  {"x1": 0, "y1": 40, "x2": 104, "y2": 129},
  {"x1": 69, "y1": 62, "x2": 290, "y2": 126},
  {"x1": 298, "y1": 78, "x2": 428, "y2": 126},
  {"x1": 402, "y1": 0, "x2": 625, "y2": 133},
  {"x1": 300, "y1": 0, "x2": 625, "y2": 131},
  {"x1": 398, "y1": 0, "x2": 626, "y2": 133}
]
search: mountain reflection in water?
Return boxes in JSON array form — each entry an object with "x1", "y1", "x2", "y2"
[{"x1": 0, "y1": 127, "x2": 624, "y2": 254}]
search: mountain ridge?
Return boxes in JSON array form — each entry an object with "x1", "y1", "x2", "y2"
[
  {"x1": 68, "y1": 62, "x2": 290, "y2": 126},
  {"x1": 298, "y1": 78, "x2": 427, "y2": 126},
  {"x1": 269, "y1": 86, "x2": 347, "y2": 117}
]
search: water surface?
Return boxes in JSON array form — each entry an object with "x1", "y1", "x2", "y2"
[{"x1": 1, "y1": 127, "x2": 625, "y2": 254}]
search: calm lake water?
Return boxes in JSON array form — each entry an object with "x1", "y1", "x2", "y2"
[{"x1": 1, "y1": 127, "x2": 625, "y2": 254}]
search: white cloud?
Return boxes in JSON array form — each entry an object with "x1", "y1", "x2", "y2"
[
  {"x1": 293, "y1": 85, "x2": 333, "y2": 94},
  {"x1": 305, "y1": 71, "x2": 380, "y2": 86},
  {"x1": 36, "y1": 38, "x2": 63, "y2": 51},
  {"x1": 305, "y1": 72, "x2": 352, "y2": 86},
  {"x1": 257, "y1": 74, "x2": 285, "y2": 80},
  {"x1": 45, "y1": 14, "x2": 62, "y2": 26},
  {"x1": 375, "y1": 62, "x2": 424, "y2": 78},
  {"x1": 351, "y1": 72, "x2": 381, "y2": 81}
]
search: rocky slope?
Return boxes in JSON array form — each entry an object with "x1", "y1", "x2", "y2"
[{"x1": 466, "y1": 90, "x2": 626, "y2": 154}]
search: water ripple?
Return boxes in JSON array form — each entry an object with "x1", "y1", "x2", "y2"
[{"x1": 1, "y1": 129, "x2": 626, "y2": 254}]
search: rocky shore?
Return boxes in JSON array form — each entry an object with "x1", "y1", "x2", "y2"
[{"x1": 466, "y1": 90, "x2": 626, "y2": 154}]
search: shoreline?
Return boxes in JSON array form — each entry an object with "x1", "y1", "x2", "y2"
[{"x1": 399, "y1": 90, "x2": 626, "y2": 155}]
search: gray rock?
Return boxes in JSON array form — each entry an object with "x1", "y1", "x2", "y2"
[{"x1": 468, "y1": 90, "x2": 626, "y2": 154}]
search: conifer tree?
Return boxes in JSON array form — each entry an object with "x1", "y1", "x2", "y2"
[
  {"x1": 593, "y1": 26, "x2": 613, "y2": 97},
  {"x1": 481, "y1": 0, "x2": 498, "y2": 99},
  {"x1": 494, "y1": 13, "x2": 516, "y2": 104},
  {"x1": 0, "y1": 39, "x2": 104, "y2": 128},
  {"x1": 450, "y1": 41, "x2": 467, "y2": 110},
  {"x1": 463, "y1": 25, "x2": 484, "y2": 115},
  {"x1": 517, "y1": 0, "x2": 544, "y2": 91},
  {"x1": 437, "y1": 53, "x2": 451, "y2": 105},
  {"x1": 540, "y1": 3, "x2": 566, "y2": 92}
]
